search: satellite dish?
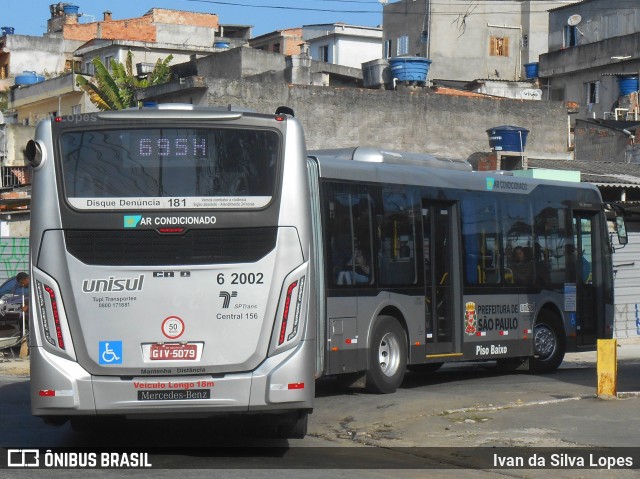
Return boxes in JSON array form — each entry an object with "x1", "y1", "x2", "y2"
[{"x1": 567, "y1": 14, "x2": 582, "y2": 26}]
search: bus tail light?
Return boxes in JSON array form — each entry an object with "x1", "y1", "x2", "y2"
[
  {"x1": 278, "y1": 281, "x2": 298, "y2": 345},
  {"x1": 36, "y1": 281, "x2": 66, "y2": 351},
  {"x1": 274, "y1": 275, "x2": 305, "y2": 350}
]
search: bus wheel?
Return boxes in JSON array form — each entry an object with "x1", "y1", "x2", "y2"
[
  {"x1": 365, "y1": 316, "x2": 407, "y2": 394},
  {"x1": 530, "y1": 313, "x2": 565, "y2": 373}
]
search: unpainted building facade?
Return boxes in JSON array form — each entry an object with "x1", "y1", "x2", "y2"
[
  {"x1": 539, "y1": 0, "x2": 640, "y2": 122},
  {"x1": 383, "y1": 0, "x2": 578, "y2": 82}
]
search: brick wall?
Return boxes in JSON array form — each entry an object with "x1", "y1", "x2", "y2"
[
  {"x1": 62, "y1": 8, "x2": 217, "y2": 42},
  {"x1": 63, "y1": 17, "x2": 156, "y2": 42},
  {"x1": 150, "y1": 8, "x2": 218, "y2": 28},
  {"x1": 283, "y1": 29, "x2": 304, "y2": 56}
]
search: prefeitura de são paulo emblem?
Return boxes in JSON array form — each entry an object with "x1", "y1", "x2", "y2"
[{"x1": 465, "y1": 301, "x2": 477, "y2": 335}]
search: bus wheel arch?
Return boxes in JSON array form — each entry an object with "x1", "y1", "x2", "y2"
[
  {"x1": 365, "y1": 313, "x2": 408, "y2": 394},
  {"x1": 530, "y1": 307, "x2": 566, "y2": 373}
]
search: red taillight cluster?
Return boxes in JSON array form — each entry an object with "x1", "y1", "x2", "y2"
[
  {"x1": 277, "y1": 276, "x2": 305, "y2": 347},
  {"x1": 278, "y1": 281, "x2": 298, "y2": 345},
  {"x1": 36, "y1": 281, "x2": 65, "y2": 350}
]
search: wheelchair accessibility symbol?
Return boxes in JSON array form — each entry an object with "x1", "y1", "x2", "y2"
[{"x1": 99, "y1": 341, "x2": 123, "y2": 365}]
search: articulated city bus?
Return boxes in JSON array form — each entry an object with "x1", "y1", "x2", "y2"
[
  {"x1": 307, "y1": 146, "x2": 627, "y2": 393},
  {"x1": 27, "y1": 106, "x2": 315, "y2": 437},
  {"x1": 26, "y1": 105, "x2": 626, "y2": 437}
]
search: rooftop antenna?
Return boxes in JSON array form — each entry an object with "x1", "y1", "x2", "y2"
[{"x1": 567, "y1": 14, "x2": 582, "y2": 26}]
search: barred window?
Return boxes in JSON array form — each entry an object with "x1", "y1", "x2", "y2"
[
  {"x1": 397, "y1": 35, "x2": 409, "y2": 56},
  {"x1": 490, "y1": 37, "x2": 509, "y2": 57}
]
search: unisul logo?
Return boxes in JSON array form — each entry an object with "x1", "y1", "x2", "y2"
[
  {"x1": 219, "y1": 291, "x2": 237, "y2": 309},
  {"x1": 82, "y1": 275, "x2": 144, "y2": 293}
]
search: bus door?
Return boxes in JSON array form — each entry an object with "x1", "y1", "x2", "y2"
[
  {"x1": 572, "y1": 212, "x2": 598, "y2": 346},
  {"x1": 422, "y1": 201, "x2": 458, "y2": 354}
]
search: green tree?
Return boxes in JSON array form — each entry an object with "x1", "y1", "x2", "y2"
[{"x1": 76, "y1": 50, "x2": 173, "y2": 110}]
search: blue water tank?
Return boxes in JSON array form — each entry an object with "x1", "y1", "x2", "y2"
[
  {"x1": 63, "y1": 5, "x2": 80, "y2": 15},
  {"x1": 389, "y1": 57, "x2": 432, "y2": 82},
  {"x1": 524, "y1": 62, "x2": 539, "y2": 79},
  {"x1": 617, "y1": 75, "x2": 639, "y2": 96},
  {"x1": 1, "y1": 26, "x2": 15, "y2": 35},
  {"x1": 15, "y1": 71, "x2": 45, "y2": 86},
  {"x1": 487, "y1": 126, "x2": 529, "y2": 152},
  {"x1": 214, "y1": 41, "x2": 230, "y2": 49}
]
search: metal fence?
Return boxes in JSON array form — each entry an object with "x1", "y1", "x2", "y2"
[{"x1": 0, "y1": 237, "x2": 28, "y2": 283}]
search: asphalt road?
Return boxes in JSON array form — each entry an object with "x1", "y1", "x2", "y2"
[{"x1": 1, "y1": 342, "x2": 639, "y2": 477}]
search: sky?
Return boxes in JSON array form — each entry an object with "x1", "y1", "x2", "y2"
[{"x1": 0, "y1": 0, "x2": 386, "y2": 37}]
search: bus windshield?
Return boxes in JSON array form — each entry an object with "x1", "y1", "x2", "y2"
[{"x1": 59, "y1": 127, "x2": 280, "y2": 210}]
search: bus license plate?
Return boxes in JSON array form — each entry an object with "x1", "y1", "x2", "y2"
[{"x1": 150, "y1": 343, "x2": 197, "y2": 361}]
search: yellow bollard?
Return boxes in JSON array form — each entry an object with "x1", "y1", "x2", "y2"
[{"x1": 597, "y1": 339, "x2": 617, "y2": 398}]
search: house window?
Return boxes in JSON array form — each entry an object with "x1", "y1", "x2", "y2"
[
  {"x1": 397, "y1": 35, "x2": 409, "y2": 56},
  {"x1": 521, "y1": 34, "x2": 528, "y2": 50},
  {"x1": 0, "y1": 64, "x2": 8, "y2": 79},
  {"x1": 104, "y1": 55, "x2": 115, "y2": 70},
  {"x1": 84, "y1": 61, "x2": 94, "y2": 75},
  {"x1": 272, "y1": 43, "x2": 280, "y2": 54},
  {"x1": 550, "y1": 88, "x2": 565, "y2": 102},
  {"x1": 586, "y1": 81, "x2": 600, "y2": 104},
  {"x1": 490, "y1": 37, "x2": 509, "y2": 56},
  {"x1": 320, "y1": 45, "x2": 329, "y2": 63},
  {"x1": 564, "y1": 25, "x2": 578, "y2": 47},
  {"x1": 384, "y1": 40, "x2": 392, "y2": 59}
]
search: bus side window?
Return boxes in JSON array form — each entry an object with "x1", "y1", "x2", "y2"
[
  {"x1": 324, "y1": 183, "x2": 374, "y2": 287},
  {"x1": 534, "y1": 200, "x2": 570, "y2": 286},
  {"x1": 462, "y1": 196, "x2": 499, "y2": 285},
  {"x1": 502, "y1": 198, "x2": 534, "y2": 286},
  {"x1": 378, "y1": 189, "x2": 417, "y2": 286}
]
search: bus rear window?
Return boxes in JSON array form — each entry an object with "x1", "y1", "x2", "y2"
[{"x1": 59, "y1": 128, "x2": 279, "y2": 210}]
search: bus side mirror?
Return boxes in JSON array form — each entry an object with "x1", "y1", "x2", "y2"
[
  {"x1": 615, "y1": 215, "x2": 628, "y2": 246},
  {"x1": 275, "y1": 106, "x2": 294, "y2": 117}
]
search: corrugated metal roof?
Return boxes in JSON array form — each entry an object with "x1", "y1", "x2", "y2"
[
  {"x1": 548, "y1": 0, "x2": 593, "y2": 13},
  {"x1": 527, "y1": 159, "x2": 640, "y2": 188}
]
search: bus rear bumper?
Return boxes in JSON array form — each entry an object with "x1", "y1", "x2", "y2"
[{"x1": 30, "y1": 340, "x2": 315, "y2": 419}]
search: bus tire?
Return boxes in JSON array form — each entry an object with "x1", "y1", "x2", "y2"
[
  {"x1": 530, "y1": 312, "x2": 565, "y2": 373},
  {"x1": 407, "y1": 362, "x2": 443, "y2": 373},
  {"x1": 365, "y1": 316, "x2": 407, "y2": 394}
]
